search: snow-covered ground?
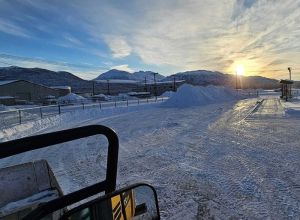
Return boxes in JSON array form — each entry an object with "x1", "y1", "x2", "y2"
[{"x1": 0, "y1": 86, "x2": 299, "y2": 219}]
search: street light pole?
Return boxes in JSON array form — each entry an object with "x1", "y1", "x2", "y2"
[
  {"x1": 235, "y1": 71, "x2": 237, "y2": 91},
  {"x1": 288, "y1": 67, "x2": 292, "y2": 80},
  {"x1": 153, "y1": 73, "x2": 158, "y2": 97},
  {"x1": 173, "y1": 76, "x2": 176, "y2": 92},
  {"x1": 92, "y1": 81, "x2": 95, "y2": 96},
  {"x1": 107, "y1": 79, "x2": 110, "y2": 95}
]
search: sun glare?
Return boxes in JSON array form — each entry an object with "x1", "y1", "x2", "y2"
[{"x1": 236, "y1": 65, "x2": 245, "y2": 75}]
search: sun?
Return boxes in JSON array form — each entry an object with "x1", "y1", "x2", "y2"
[{"x1": 236, "y1": 65, "x2": 245, "y2": 75}]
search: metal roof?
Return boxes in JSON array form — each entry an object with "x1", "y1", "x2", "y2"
[
  {"x1": 0, "y1": 80, "x2": 19, "y2": 86},
  {"x1": 279, "y1": 79, "x2": 294, "y2": 84}
]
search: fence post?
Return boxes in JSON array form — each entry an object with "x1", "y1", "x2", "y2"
[
  {"x1": 82, "y1": 103, "x2": 85, "y2": 110},
  {"x1": 18, "y1": 110, "x2": 22, "y2": 124},
  {"x1": 127, "y1": 99, "x2": 128, "y2": 106},
  {"x1": 40, "y1": 107, "x2": 43, "y2": 119},
  {"x1": 138, "y1": 99, "x2": 139, "y2": 105},
  {"x1": 99, "y1": 102, "x2": 102, "y2": 109},
  {"x1": 161, "y1": 97, "x2": 163, "y2": 102},
  {"x1": 58, "y1": 105, "x2": 61, "y2": 114},
  {"x1": 115, "y1": 101, "x2": 117, "y2": 107}
]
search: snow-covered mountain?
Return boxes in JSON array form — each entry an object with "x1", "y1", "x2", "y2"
[
  {"x1": 94, "y1": 69, "x2": 165, "y2": 82},
  {"x1": 0, "y1": 66, "x2": 281, "y2": 91},
  {"x1": 132, "y1": 71, "x2": 165, "y2": 82},
  {"x1": 164, "y1": 70, "x2": 279, "y2": 89},
  {"x1": 94, "y1": 69, "x2": 132, "y2": 80}
]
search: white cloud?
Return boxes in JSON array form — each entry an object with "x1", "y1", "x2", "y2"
[
  {"x1": 63, "y1": 34, "x2": 84, "y2": 46},
  {"x1": 1, "y1": 0, "x2": 300, "y2": 79},
  {"x1": 0, "y1": 19, "x2": 30, "y2": 38},
  {"x1": 104, "y1": 35, "x2": 132, "y2": 58},
  {"x1": 111, "y1": 64, "x2": 134, "y2": 72}
]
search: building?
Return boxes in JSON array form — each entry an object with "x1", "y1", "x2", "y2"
[
  {"x1": 50, "y1": 86, "x2": 71, "y2": 96},
  {"x1": 0, "y1": 96, "x2": 15, "y2": 105},
  {"x1": 279, "y1": 79, "x2": 293, "y2": 101},
  {"x1": 142, "y1": 80, "x2": 185, "y2": 96},
  {"x1": 0, "y1": 80, "x2": 70, "y2": 104}
]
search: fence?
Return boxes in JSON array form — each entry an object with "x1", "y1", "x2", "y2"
[{"x1": 0, "y1": 97, "x2": 168, "y2": 129}]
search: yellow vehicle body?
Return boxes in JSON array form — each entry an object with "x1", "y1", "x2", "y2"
[{"x1": 111, "y1": 190, "x2": 135, "y2": 220}]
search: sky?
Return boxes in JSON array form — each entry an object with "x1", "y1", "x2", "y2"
[{"x1": 0, "y1": 0, "x2": 299, "y2": 80}]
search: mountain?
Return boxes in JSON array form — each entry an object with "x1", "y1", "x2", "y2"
[
  {"x1": 164, "y1": 70, "x2": 279, "y2": 89},
  {"x1": 94, "y1": 69, "x2": 132, "y2": 80},
  {"x1": 0, "y1": 66, "x2": 92, "y2": 92},
  {"x1": 132, "y1": 71, "x2": 165, "y2": 82},
  {"x1": 94, "y1": 69, "x2": 165, "y2": 82}
]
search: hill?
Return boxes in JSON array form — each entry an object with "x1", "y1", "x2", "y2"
[
  {"x1": 94, "y1": 69, "x2": 132, "y2": 80},
  {"x1": 0, "y1": 66, "x2": 92, "y2": 92},
  {"x1": 94, "y1": 69, "x2": 165, "y2": 82},
  {"x1": 164, "y1": 70, "x2": 279, "y2": 89}
]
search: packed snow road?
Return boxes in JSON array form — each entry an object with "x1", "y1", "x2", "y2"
[{"x1": 1, "y1": 97, "x2": 300, "y2": 219}]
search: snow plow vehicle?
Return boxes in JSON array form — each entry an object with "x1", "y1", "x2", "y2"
[{"x1": 0, "y1": 125, "x2": 160, "y2": 220}]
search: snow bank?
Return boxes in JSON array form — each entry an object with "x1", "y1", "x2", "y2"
[
  {"x1": 58, "y1": 93, "x2": 85, "y2": 103},
  {"x1": 160, "y1": 91, "x2": 175, "y2": 98},
  {"x1": 162, "y1": 84, "x2": 240, "y2": 107},
  {"x1": 0, "y1": 103, "x2": 160, "y2": 142},
  {"x1": 282, "y1": 97, "x2": 300, "y2": 117}
]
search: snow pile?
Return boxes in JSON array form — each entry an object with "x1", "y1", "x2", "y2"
[
  {"x1": 0, "y1": 104, "x2": 16, "y2": 112},
  {"x1": 161, "y1": 91, "x2": 175, "y2": 98},
  {"x1": 58, "y1": 93, "x2": 85, "y2": 103},
  {"x1": 282, "y1": 97, "x2": 300, "y2": 117},
  {"x1": 162, "y1": 84, "x2": 240, "y2": 107},
  {"x1": 0, "y1": 104, "x2": 9, "y2": 111}
]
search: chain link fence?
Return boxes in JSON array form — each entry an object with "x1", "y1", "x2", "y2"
[{"x1": 0, "y1": 97, "x2": 168, "y2": 129}]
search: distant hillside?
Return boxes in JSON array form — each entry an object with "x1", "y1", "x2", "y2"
[
  {"x1": 164, "y1": 70, "x2": 279, "y2": 89},
  {"x1": 94, "y1": 69, "x2": 132, "y2": 80},
  {"x1": 0, "y1": 66, "x2": 282, "y2": 93},
  {"x1": 95, "y1": 69, "x2": 165, "y2": 82},
  {"x1": 132, "y1": 71, "x2": 165, "y2": 82},
  {"x1": 0, "y1": 66, "x2": 92, "y2": 92}
]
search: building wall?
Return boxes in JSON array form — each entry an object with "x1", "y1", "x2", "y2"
[
  {"x1": 54, "y1": 88, "x2": 71, "y2": 96},
  {"x1": 0, "y1": 81, "x2": 60, "y2": 102}
]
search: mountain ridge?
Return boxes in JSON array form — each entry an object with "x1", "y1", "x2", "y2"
[
  {"x1": 0, "y1": 66, "x2": 281, "y2": 89},
  {"x1": 94, "y1": 69, "x2": 165, "y2": 82}
]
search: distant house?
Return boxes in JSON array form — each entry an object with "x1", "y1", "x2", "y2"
[
  {"x1": 0, "y1": 80, "x2": 70, "y2": 104},
  {"x1": 50, "y1": 86, "x2": 71, "y2": 96}
]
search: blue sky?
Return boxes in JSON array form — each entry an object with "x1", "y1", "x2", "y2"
[{"x1": 0, "y1": 0, "x2": 299, "y2": 79}]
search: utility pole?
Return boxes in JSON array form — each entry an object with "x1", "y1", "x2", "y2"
[
  {"x1": 153, "y1": 73, "x2": 158, "y2": 97},
  {"x1": 107, "y1": 79, "x2": 110, "y2": 95},
  {"x1": 288, "y1": 67, "x2": 292, "y2": 99},
  {"x1": 173, "y1": 76, "x2": 176, "y2": 92},
  {"x1": 92, "y1": 81, "x2": 95, "y2": 96},
  {"x1": 235, "y1": 71, "x2": 238, "y2": 90}
]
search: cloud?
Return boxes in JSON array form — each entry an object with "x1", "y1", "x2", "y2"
[
  {"x1": 104, "y1": 35, "x2": 132, "y2": 58},
  {"x1": 63, "y1": 34, "x2": 84, "y2": 46},
  {"x1": 232, "y1": 0, "x2": 258, "y2": 19},
  {"x1": 0, "y1": 19, "x2": 30, "y2": 38},
  {"x1": 1, "y1": 0, "x2": 300, "y2": 79},
  {"x1": 0, "y1": 53, "x2": 107, "y2": 79},
  {"x1": 111, "y1": 64, "x2": 134, "y2": 72}
]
